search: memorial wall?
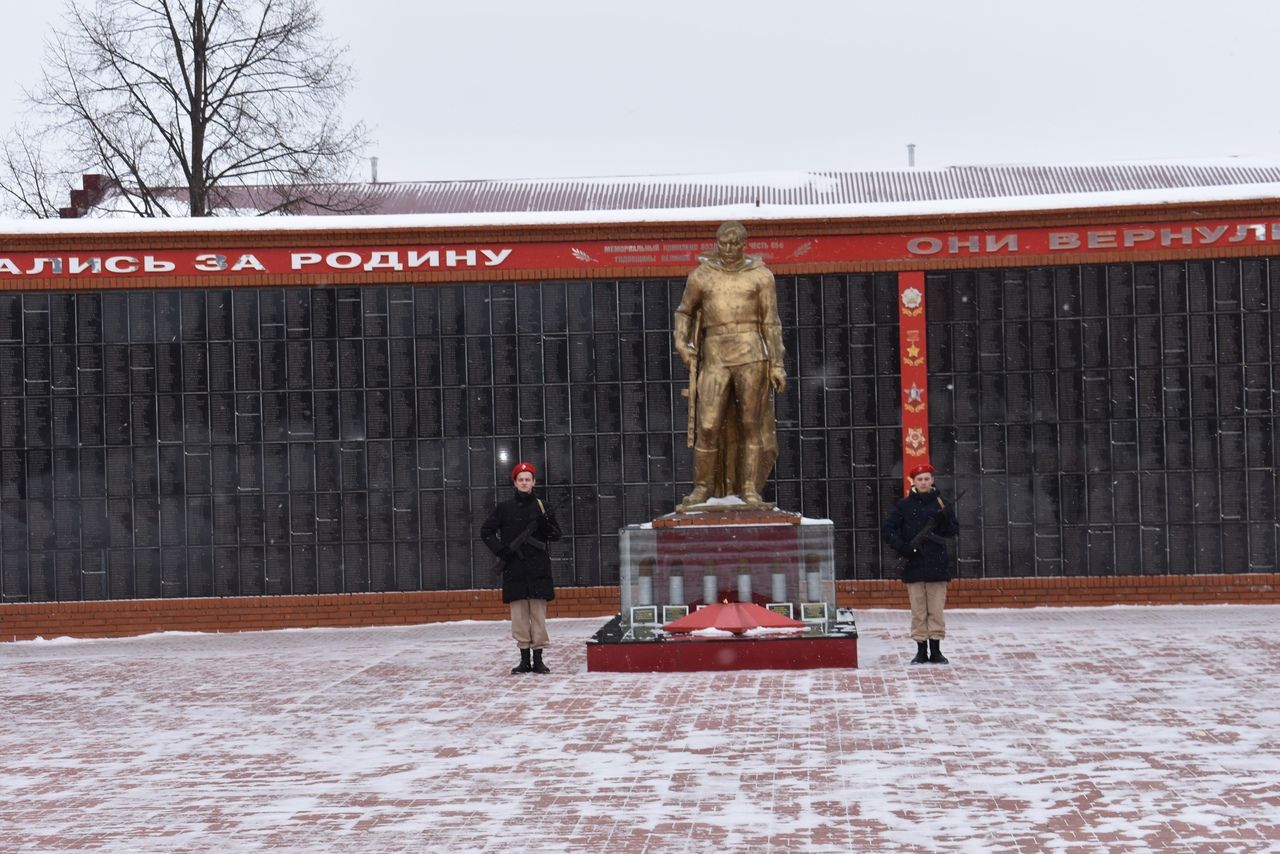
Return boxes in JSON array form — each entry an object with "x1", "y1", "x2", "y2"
[{"x1": 0, "y1": 256, "x2": 1276, "y2": 603}]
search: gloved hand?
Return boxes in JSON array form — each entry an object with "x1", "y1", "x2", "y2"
[
  {"x1": 899, "y1": 546, "x2": 919, "y2": 559},
  {"x1": 498, "y1": 546, "x2": 516, "y2": 561}
]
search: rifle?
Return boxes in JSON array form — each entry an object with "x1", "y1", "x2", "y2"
[
  {"x1": 490, "y1": 494, "x2": 570, "y2": 574},
  {"x1": 678, "y1": 312, "x2": 701, "y2": 448},
  {"x1": 892, "y1": 489, "x2": 967, "y2": 575}
]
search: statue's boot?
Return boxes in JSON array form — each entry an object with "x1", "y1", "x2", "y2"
[
  {"x1": 679, "y1": 446, "x2": 718, "y2": 509},
  {"x1": 738, "y1": 443, "x2": 765, "y2": 505}
]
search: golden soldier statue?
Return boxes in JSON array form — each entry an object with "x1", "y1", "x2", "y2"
[{"x1": 673, "y1": 221, "x2": 786, "y2": 511}]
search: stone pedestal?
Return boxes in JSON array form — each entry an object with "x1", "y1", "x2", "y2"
[{"x1": 587, "y1": 508, "x2": 857, "y2": 673}]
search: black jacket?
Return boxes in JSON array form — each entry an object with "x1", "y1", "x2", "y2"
[
  {"x1": 880, "y1": 487, "x2": 959, "y2": 584},
  {"x1": 481, "y1": 490, "x2": 562, "y2": 603}
]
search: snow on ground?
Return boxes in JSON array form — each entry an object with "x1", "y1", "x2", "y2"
[{"x1": 1, "y1": 605, "x2": 1278, "y2": 853}]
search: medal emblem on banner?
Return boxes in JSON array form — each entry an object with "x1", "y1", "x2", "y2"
[
  {"x1": 904, "y1": 427, "x2": 927, "y2": 456},
  {"x1": 900, "y1": 286, "x2": 923, "y2": 317}
]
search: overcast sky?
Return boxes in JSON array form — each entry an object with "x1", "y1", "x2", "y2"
[{"x1": 2, "y1": 0, "x2": 1278, "y2": 184}]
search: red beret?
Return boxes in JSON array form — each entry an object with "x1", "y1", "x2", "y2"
[
  {"x1": 511, "y1": 461, "x2": 536, "y2": 482},
  {"x1": 907, "y1": 463, "x2": 935, "y2": 479}
]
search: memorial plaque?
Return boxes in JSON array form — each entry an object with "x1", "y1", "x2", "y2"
[
  {"x1": 152, "y1": 343, "x2": 180, "y2": 394},
  {"x1": 285, "y1": 289, "x2": 311, "y2": 339},
  {"x1": 643, "y1": 331, "x2": 669, "y2": 381},
  {"x1": 1218, "y1": 365, "x2": 1245, "y2": 417},
  {"x1": 618, "y1": 334, "x2": 644, "y2": 383},
  {"x1": 238, "y1": 494, "x2": 264, "y2": 544},
  {"x1": 0, "y1": 296, "x2": 19, "y2": 342},
  {"x1": 433, "y1": 337, "x2": 466, "y2": 389},
  {"x1": 154, "y1": 292, "x2": 181, "y2": 343},
  {"x1": 260, "y1": 391, "x2": 286, "y2": 442},
  {"x1": 307, "y1": 289, "x2": 333, "y2": 339},
  {"x1": 100, "y1": 395, "x2": 128, "y2": 445},
  {"x1": 389, "y1": 338, "x2": 416, "y2": 387},
  {"x1": 342, "y1": 543, "x2": 369, "y2": 592},
  {"x1": 176, "y1": 292, "x2": 206, "y2": 341},
  {"x1": 234, "y1": 341, "x2": 260, "y2": 390},
  {"x1": 101, "y1": 293, "x2": 129, "y2": 342},
  {"x1": 316, "y1": 543, "x2": 341, "y2": 593},
  {"x1": 161, "y1": 497, "x2": 186, "y2": 547},
  {"x1": 282, "y1": 343, "x2": 312, "y2": 391},
  {"x1": 207, "y1": 392, "x2": 234, "y2": 443},
  {"x1": 416, "y1": 388, "x2": 441, "y2": 437},
  {"x1": 286, "y1": 391, "x2": 313, "y2": 439},
  {"x1": 212, "y1": 496, "x2": 238, "y2": 546},
  {"x1": 128, "y1": 292, "x2": 155, "y2": 342},
  {"x1": 51, "y1": 345, "x2": 77, "y2": 393},
  {"x1": 368, "y1": 492, "x2": 393, "y2": 541},
  {"x1": 81, "y1": 498, "x2": 108, "y2": 549},
  {"x1": 49, "y1": 397, "x2": 76, "y2": 448},
  {"x1": 125, "y1": 343, "x2": 155, "y2": 394},
  {"x1": 441, "y1": 388, "x2": 466, "y2": 437},
  {"x1": 388, "y1": 389, "x2": 416, "y2": 438},
  {"x1": 183, "y1": 448, "x2": 209, "y2": 494},
  {"x1": 103, "y1": 345, "x2": 130, "y2": 395},
  {"x1": 239, "y1": 546, "x2": 265, "y2": 594},
  {"x1": 336, "y1": 289, "x2": 361, "y2": 338},
  {"x1": 311, "y1": 339, "x2": 337, "y2": 388},
  {"x1": 340, "y1": 443, "x2": 367, "y2": 491},
  {"x1": 367, "y1": 389, "x2": 391, "y2": 440},
  {"x1": 592, "y1": 334, "x2": 620, "y2": 384},
  {"x1": 259, "y1": 341, "x2": 286, "y2": 391},
  {"x1": 362, "y1": 338, "x2": 389, "y2": 388},
  {"x1": 314, "y1": 390, "x2": 340, "y2": 440},
  {"x1": 409, "y1": 287, "x2": 438, "y2": 337},
  {"x1": 158, "y1": 445, "x2": 184, "y2": 495},
  {"x1": 1112, "y1": 265, "x2": 1150, "y2": 317},
  {"x1": 259, "y1": 290, "x2": 285, "y2": 340},
  {"x1": 211, "y1": 444, "x2": 238, "y2": 492},
  {"x1": 74, "y1": 293, "x2": 102, "y2": 344},
  {"x1": 75, "y1": 447, "x2": 104, "y2": 497},
  {"x1": 133, "y1": 499, "x2": 160, "y2": 547},
  {"x1": 541, "y1": 282, "x2": 567, "y2": 333},
  {"x1": 180, "y1": 343, "x2": 207, "y2": 392},
  {"x1": 52, "y1": 448, "x2": 77, "y2": 499},
  {"x1": 130, "y1": 396, "x2": 156, "y2": 445},
  {"x1": 1189, "y1": 366, "x2": 1216, "y2": 417},
  {"x1": 342, "y1": 492, "x2": 368, "y2": 542},
  {"x1": 237, "y1": 443, "x2": 263, "y2": 492},
  {"x1": 232, "y1": 290, "x2": 258, "y2": 340},
  {"x1": 492, "y1": 387, "x2": 517, "y2": 435},
  {"x1": 337, "y1": 390, "x2": 365, "y2": 440},
  {"x1": 314, "y1": 442, "x2": 340, "y2": 492},
  {"x1": 365, "y1": 441, "x2": 392, "y2": 491},
  {"x1": 206, "y1": 289, "x2": 234, "y2": 338},
  {"x1": 73, "y1": 345, "x2": 103, "y2": 395},
  {"x1": 207, "y1": 341, "x2": 235, "y2": 391}
]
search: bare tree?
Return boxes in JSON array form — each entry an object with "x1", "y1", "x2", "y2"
[{"x1": 1, "y1": 0, "x2": 368, "y2": 217}]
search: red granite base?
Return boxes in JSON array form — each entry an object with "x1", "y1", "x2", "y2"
[{"x1": 586, "y1": 632, "x2": 858, "y2": 672}]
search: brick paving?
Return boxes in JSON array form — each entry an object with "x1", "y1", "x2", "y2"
[{"x1": 2, "y1": 605, "x2": 1278, "y2": 852}]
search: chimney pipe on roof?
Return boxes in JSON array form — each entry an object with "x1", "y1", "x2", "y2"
[
  {"x1": 370, "y1": 157, "x2": 379, "y2": 184},
  {"x1": 907, "y1": 144, "x2": 916, "y2": 168}
]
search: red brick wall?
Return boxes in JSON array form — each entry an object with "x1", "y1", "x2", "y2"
[{"x1": 2, "y1": 574, "x2": 1277, "y2": 642}]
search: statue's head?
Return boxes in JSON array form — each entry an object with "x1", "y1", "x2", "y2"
[{"x1": 715, "y1": 221, "x2": 747, "y2": 263}]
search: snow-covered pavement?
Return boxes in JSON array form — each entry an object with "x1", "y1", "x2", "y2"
[{"x1": 2, "y1": 605, "x2": 1278, "y2": 852}]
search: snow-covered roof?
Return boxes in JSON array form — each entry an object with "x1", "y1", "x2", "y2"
[{"x1": 8, "y1": 159, "x2": 1280, "y2": 235}]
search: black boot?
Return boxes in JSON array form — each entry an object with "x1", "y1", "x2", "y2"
[
  {"x1": 531, "y1": 648, "x2": 550, "y2": 674},
  {"x1": 928, "y1": 639, "x2": 949, "y2": 665},
  {"x1": 511, "y1": 648, "x2": 532, "y2": 674},
  {"x1": 910, "y1": 641, "x2": 929, "y2": 665}
]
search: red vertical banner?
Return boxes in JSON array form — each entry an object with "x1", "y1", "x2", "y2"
[{"x1": 897, "y1": 271, "x2": 930, "y2": 495}]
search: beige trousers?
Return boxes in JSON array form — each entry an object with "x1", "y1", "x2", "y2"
[
  {"x1": 906, "y1": 581, "x2": 947, "y2": 641},
  {"x1": 510, "y1": 599, "x2": 549, "y2": 649}
]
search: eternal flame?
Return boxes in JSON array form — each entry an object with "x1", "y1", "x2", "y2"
[{"x1": 673, "y1": 221, "x2": 787, "y2": 511}]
